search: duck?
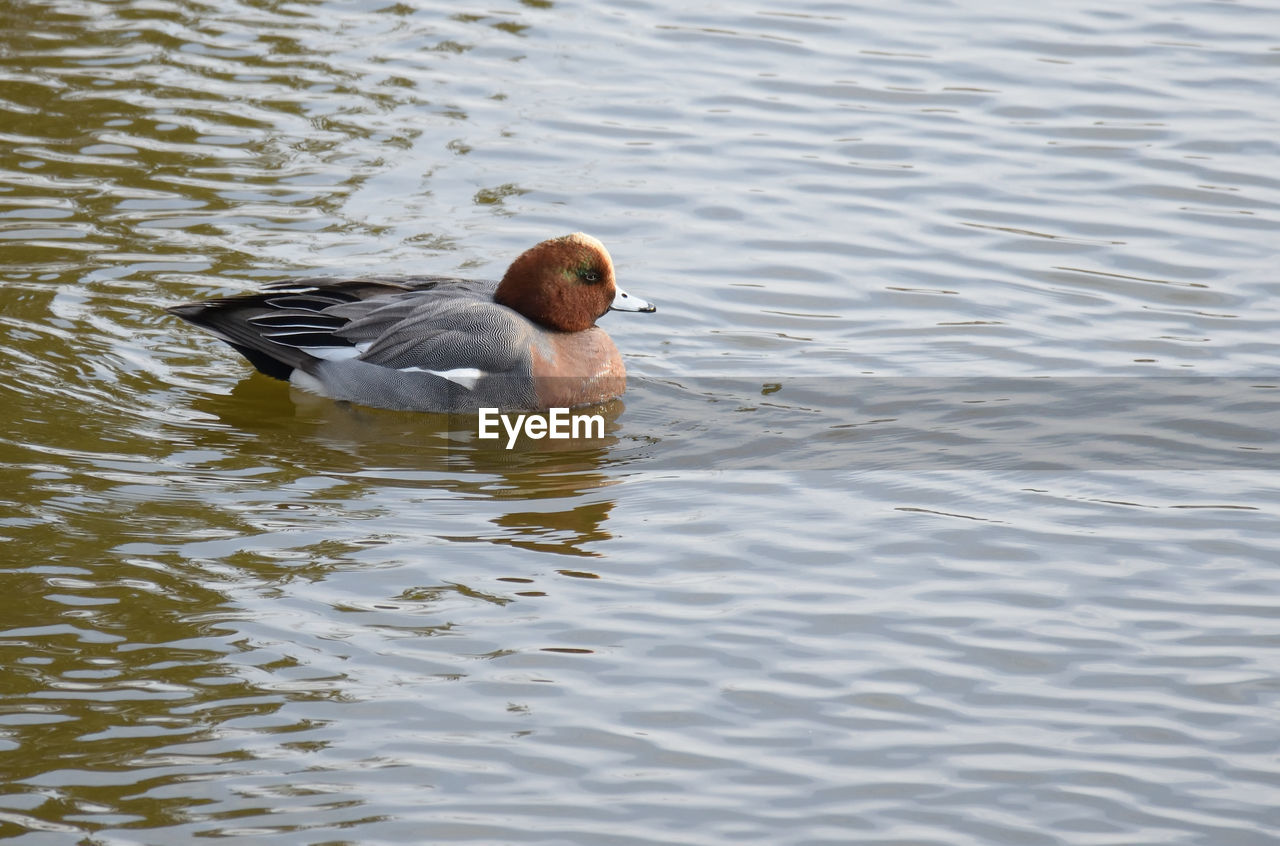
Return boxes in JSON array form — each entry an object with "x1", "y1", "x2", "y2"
[{"x1": 167, "y1": 232, "x2": 655, "y2": 413}]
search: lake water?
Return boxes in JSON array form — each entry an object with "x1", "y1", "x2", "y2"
[{"x1": 2, "y1": 0, "x2": 1279, "y2": 843}]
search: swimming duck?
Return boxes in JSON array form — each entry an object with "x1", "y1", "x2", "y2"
[{"x1": 167, "y1": 233, "x2": 655, "y2": 413}]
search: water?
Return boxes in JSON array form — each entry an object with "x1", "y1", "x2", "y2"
[{"x1": 2, "y1": 0, "x2": 1279, "y2": 843}]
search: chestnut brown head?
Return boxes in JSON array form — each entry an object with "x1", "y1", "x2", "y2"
[{"x1": 494, "y1": 233, "x2": 653, "y2": 332}]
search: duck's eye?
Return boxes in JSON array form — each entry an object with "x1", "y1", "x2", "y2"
[{"x1": 578, "y1": 269, "x2": 601, "y2": 283}]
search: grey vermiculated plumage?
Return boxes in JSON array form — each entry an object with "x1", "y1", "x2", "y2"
[{"x1": 166, "y1": 275, "x2": 545, "y2": 412}]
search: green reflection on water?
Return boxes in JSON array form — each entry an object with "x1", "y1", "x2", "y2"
[{"x1": 0, "y1": 0, "x2": 615, "y2": 835}]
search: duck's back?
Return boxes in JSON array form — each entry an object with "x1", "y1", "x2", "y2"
[{"x1": 168, "y1": 276, "x2": 545, "y2": 412}]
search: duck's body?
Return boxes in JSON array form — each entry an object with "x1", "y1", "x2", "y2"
[{"x1": 167, "y1": 234, "x2": 655, "y2": 413}]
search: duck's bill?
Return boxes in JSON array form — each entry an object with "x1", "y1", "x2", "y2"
[{"x1": 610, "y1": 286, "x2": 656, "y2": 313}]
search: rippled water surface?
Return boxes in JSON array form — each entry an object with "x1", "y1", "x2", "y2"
[{"x1": 3, "y1": 0, "x2": 1280, "y2": 843}]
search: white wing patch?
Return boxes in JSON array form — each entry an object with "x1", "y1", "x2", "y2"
[
  {"x1": 305, "y1": 342, "x2": 371, "y2": 362},
  {"x1": 398, "y1": 366, "x2": 485, "y2": 391}
]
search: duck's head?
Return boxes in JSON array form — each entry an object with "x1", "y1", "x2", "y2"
[{"x1": 494, "y1": 232, "x2": 655, "y2": 332}]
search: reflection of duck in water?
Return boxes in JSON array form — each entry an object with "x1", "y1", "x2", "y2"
[{"x1": 168, "y1": 233, "x2": 655, "y2": 413}]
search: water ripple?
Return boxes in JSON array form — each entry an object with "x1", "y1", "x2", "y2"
[{"x1": 2, "y1": 0, "x2": 1280, "y2": 842}]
